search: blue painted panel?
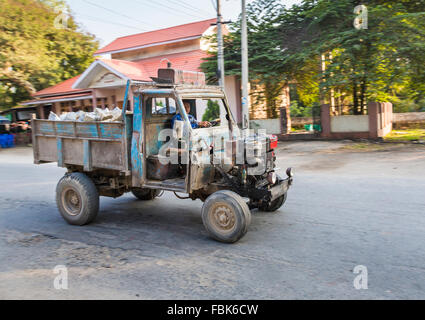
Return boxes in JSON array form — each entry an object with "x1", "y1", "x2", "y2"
[
  {"x1": 99, "y1": 123, "x2": 123, "y2": 139},
  {"x1": 142, "y1": 89, "x2": 173, "y2": 95},
  {"x1": 39, "y1": 122, "x2": 55, "y2": 134},
  {"x1": 76, "y1": 123, "x2": 99, "y2": 138},
  {"x1": 83, "y1": 140, "x2": 91, "y2": 171},
  {"x1": 131, "y1": 94, "x2": 143, "y2": 186},
  {"x1": 147, "y1": 124, "x2": 167, "y2": 155},
  {"x1": 56, "y1": 122, "x2": 74, "y2": 135},
  {"x1": 57, "y1": 138, "x2": 63, "y2": 167}
]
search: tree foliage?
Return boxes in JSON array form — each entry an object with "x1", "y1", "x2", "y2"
[
  {"x1": 202, "y1": 0, "x2": 425, "y2": 115},
  {"x1": 301, "y1": 0, "x2": 425, "y2": 113},
  {"x1": 0, "y1": 0, "x2": 99, "y2": 110},
  {"x1": 202, "y1": 100, "x2": 220, "y2": 121}
]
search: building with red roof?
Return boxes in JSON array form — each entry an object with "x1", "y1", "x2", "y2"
[
  {"x1": 23, "y1": 19, "x2": 243, "y2": 122},
  {"x1": 94, "y1": 18, "x2": 216, "y2": 56}
]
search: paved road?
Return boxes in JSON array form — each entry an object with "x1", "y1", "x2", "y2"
[{"x1": 0, "y1": 142, "x2": 424, "y2": 299}]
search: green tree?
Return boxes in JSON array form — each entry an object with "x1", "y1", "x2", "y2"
[
  {"x1": 0, "y1": 0, "x2": 99, "y2": 110},
  {"x1": 202, "y1": 0, "x2": 425, "y2": 115},
  {"x1": 201, "y1": 0, "x2": 287, "y2": 118},
  {"x1": 202, "y1": 100, "x2": 220, "y2": 121},
  {"x1": 299, "y1": 0, "x2": 425, "y2": 113}
]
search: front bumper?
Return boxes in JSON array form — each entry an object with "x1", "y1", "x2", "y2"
[
  {"x1": 245, "y1": 171, "x2": 293, "y2": 202},
  {"x1": 269, "y1": 176, "x2": 292, "y2": 201}
]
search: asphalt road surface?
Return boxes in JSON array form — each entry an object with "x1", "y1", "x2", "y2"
[{"x1": 0, "y1": 141, "x2": 424, "y2": 299}]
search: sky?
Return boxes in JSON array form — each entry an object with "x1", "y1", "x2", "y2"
[{"x1": 66, "y1": 0, "x2": 303, "y2": 47}]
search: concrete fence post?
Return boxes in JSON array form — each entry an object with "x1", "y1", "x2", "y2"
[
  {"x1": 368, "y1": 102, "x2": 379, "y2": 139},
  {"x1": 320, "y1": 104, "x2": 331, "y2": 138},
  {"x1": 382, "y1": 102, "x2": 393, "y2": 136},
  {"x1": 369, "y1": 102, "x2": 394, "y2": 138},
  {"x1": 280, "y1": 107, "x2": 291, "y2": 134}
]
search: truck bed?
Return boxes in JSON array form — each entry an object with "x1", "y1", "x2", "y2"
[{"x1": 32, "y1": 119, "x2": 130, "y2": 174}]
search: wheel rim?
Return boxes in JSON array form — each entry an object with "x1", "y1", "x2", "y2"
[
  {"x1": 208, "y1": 202, "x2": 237, "y2": 234},
  {"x1": 62, "y1": 187, "x2": 82, "y2": 216}
]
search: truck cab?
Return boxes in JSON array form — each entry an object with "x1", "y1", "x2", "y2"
[{"x1": 32, "y1": 68, "x2": 293, "y2": 243}]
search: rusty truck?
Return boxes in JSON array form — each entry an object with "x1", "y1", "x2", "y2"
[{"x1": 32, "y1": 68, "x2": 293, "y2": 243}]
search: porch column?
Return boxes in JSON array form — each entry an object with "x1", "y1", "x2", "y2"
[
  {"x1": 111, "y1": 95, "x2": 116, "y2": 109},
  {"x1": 91, "y1": 90, "x2": 97, "y2": 112},
  {"x1": 36, "y1": 105, "x2": 43, "y2": 119},
  {"x1": 52, "y1": 102, "x2": 58, "y2": 115}
]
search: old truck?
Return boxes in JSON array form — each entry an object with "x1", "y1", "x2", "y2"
[{"x1": 32, "y1": 68, "x2": 293, "y2": 243}]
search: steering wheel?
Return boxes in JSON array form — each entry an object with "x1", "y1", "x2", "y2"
[{"x1": 209, "y1": 120, "x2": 220, "y2": 127}]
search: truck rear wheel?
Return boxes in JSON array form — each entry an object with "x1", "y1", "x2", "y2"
[
  {"x1": 131, "y1": 188, "x2": 159, "y2": 200},
  {"x1": 259, "y1": 193, "x2": 287, "y2": 212},
  {"x1": 201, "y1": 190, "x2": 251, "y2": 243},
  {"x1": 56, "y1": 173, "x2": 99, "y2": 226}
]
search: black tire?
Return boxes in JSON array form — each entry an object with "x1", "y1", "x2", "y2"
[
  {"x1": 56, "y1": 172, "x2": 99, "y2": 226},
  {"x1": 259, "y1": 193, "x2": 287, "y2": 212},
  {"x1": 131, "y1": 188, "x2": 159, "y2": 200},
  {"x1": 202, "y1": 190, "x2": 251, "y2": 243}
]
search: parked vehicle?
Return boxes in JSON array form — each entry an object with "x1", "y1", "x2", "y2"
[{"x1": 32, "y1": 68, "x2": 293, "y2": 243}]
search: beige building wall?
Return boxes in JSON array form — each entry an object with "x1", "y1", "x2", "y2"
[
  {"x1": 224, "y1": 75, "x2": 242, "y2": 123},
  {"x1": 111, "y1": 39, "x2": 201, "y2": 61},
  {"x1": 249, "y1": 83, "x2": 290, "y2": 120},
  {"x1": 331, "y1": 115, "x2": 370, "y2": 133}
]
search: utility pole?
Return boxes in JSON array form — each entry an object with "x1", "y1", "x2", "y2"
[
  {"x1": 241, "y1": 0, "x2": 250, "y2": 129},
  {"x1": 216, "y1": 0, "x2": 225, "y2": 89}
]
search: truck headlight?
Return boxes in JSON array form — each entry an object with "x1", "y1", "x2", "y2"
[
  {"x1": 286, "y1": 167, "x2": 294, "y2": 177},
  {"x1": 267, "y1": 171, "x2": 277, "y2": 185}
]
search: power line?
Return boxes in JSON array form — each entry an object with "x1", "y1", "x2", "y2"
[
  {"x1": 211, "y1": 0, "x2": 217, "y2": 11},
  {"x1": 131, "y1": 0, "x2": 214, "y2": 39},
  {"x1": 81, "y1": 0, "x2": 151, "y2": 30},
  {"x1": 135, "y1": 0, "x2": 208, "y2": 20},
  {"x1": 77, "y1": 13, "x2": 148, "y2": 32},
  {"x1": 76, "y1": 0, "x2": 216, "y2": 44},
  {"x1": 164, "y1": 0, "x2": 213, "y2": 16},
  {"x1": 80, "y1": 0, "x2": 197, "y2": 37}
]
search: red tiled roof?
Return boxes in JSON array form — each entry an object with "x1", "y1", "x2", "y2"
[
  {"x1": 99, "y1": 59, "x2": 151, "y2": 81},
  {"x1": 97, "y1": 50, "x2": 210, "y2": 82},
  {"x1": 134, "y1": 50, "x2": 210, "y2": 78},
  {"x1": 33, "y1": 51, "x2": 211, "y2": 98},
  {"x1": 34, "y1": 75, "x2": 89, "y2": 97},
  {"x1": 23, "y1": 92, "x2": 92, "y2": 105},
  {"x1": 95, "y1": 18, "x2": 216, "y2": 55}
]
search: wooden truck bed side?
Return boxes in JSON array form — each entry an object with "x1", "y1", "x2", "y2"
[{"x1": 32, "y1": 119, "x2": 130, "y2": 174}]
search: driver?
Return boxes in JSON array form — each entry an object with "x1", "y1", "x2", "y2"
[{"x1": 171, "y1": 100, "x2": 211, "y2": 129}]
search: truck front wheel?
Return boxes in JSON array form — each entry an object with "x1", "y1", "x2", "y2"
[
  {"x1": 202, "y1": 190, "x2": 251, "y2": 243},
  {"x1": 56, "y1": 173, "x2": 99, "y2": 226},
  {"x1": 259, "y1": 193, "x2": 287, "y2": 212}
]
